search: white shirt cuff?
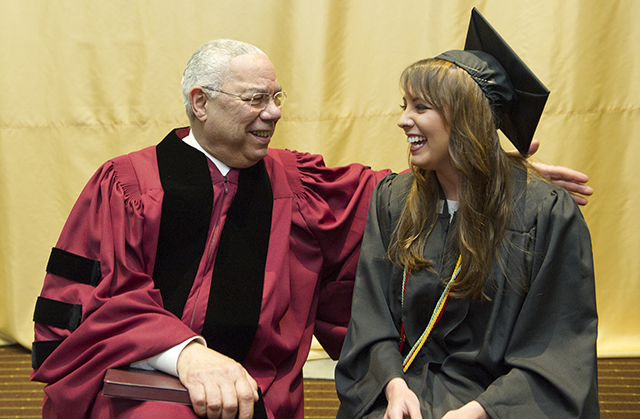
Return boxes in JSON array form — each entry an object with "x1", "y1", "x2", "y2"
[{"x1": 130, "y1": 336, "x2": 206, "y2": 377}]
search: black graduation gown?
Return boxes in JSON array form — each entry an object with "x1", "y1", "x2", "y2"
[{"x1": 335, "y1": 170, "x2": 599, "y2": 419}]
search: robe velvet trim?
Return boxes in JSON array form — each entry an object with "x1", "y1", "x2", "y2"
[
  {"x1": 33, "y1": 296, "x2": 83, "y2": 331},
  {"x1": 46, "y1": 247, "x2": 102, "y2": 286},
  {"x1": 153, "y1": 129, "x2": 213, "y2": 320},
  {"x1": 31, "y1": 340, "x2": 64, "y2": 369},
  {"x1": 201, "y1": 158, "x2": 273, "y2": 364},
  {"x1": 153, "y1": 129, "x2": 273, "y2": 365}
]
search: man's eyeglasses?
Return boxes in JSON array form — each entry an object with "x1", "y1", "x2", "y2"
[{"x1": 202, "y1": 86, "x2": 286, "y2": 111}]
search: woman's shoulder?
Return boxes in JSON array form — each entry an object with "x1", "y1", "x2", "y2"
[
  {"x1": 371, "y1": 172, "x2": 415, "y2": 229},
  {"x1": 509, "y1": 168, "x2": 581, "y2": 231},
  {"x1": 377, "y1": 171, "x2": 413, "y2": 192},
  {"x1": 373, "y1": 171, "x2": 414, "y2": 206},
  {"x1": 524, "y1": 170, "x2": 574, "y2": 206}
]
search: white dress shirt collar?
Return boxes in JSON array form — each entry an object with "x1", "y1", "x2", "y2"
[{"x1": 182, "y1": 130, "x2": 231, "y2": 176}]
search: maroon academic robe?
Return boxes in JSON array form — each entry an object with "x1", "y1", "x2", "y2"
[{"x1": 31, "y1": 128, "x2": 389, "y2": 419}]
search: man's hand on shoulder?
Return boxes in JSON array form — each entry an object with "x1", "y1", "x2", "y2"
[
  {"x1": 530, "y1": 161, "x2": 593, "y2": 205},
  {"x1": 177, "y1": 341, "x2": 258, "y2": 419},
  {"x1": 524, "y1": 140, "x2": 595, "y2": 206}
]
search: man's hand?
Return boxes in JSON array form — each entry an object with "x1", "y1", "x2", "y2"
[
  {"x1": 383, "y1": 377, "x2": 423, "y2": 419},
  {"x1": 177, "y1": 341, "x2": 258, "y2": 419},
  {"x1": 524, "y1": 140, "x2": 594, "y2": 206}
]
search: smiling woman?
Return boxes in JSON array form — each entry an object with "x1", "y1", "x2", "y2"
[
  {"x1": 398, "y1": 92, "x2": 454, "y2": 198},
  {"x1": 1, "y1": 3, "x2": 639, "y2": 384},
  {"x1": 335, "y1": 9, "x2": 599, "y2": 419}
]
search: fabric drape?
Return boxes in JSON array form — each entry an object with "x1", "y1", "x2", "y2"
[{"x1": 1, "y1": 0, "x2": 638, "y2": 356}]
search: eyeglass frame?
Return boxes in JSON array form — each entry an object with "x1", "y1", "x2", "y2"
[{"x1": 201, "y1": 85, "x2": 286, "y2": 111}]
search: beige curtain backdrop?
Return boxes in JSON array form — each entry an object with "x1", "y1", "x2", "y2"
[{"x1": 1, "y1": 0, "x2": 638, "y2": 357}]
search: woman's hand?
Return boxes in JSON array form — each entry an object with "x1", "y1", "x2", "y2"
[
  {"x1": 383, "y1": 378, "x2": 423, "y2": 419},
  {"x1": 441, "y1": 401, "x2": 490, "y2": 419}
]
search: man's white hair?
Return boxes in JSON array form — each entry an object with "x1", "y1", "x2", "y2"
[{"x1": 181, "y1": 39, "x2": 265, "y2": 120}]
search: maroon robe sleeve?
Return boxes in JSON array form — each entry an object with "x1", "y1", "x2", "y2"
[
  {"x1": 31, "y1": 153, "x2": 199, "y2": 419},
  {"x1": 291, "y1": 151, "x2": 390, "y2": 358}
]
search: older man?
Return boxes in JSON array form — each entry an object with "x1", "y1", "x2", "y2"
[{"x1": 31, "y1": 39, "x2": 592, "y2": 419}]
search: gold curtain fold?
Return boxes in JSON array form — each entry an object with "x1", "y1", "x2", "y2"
[{"x1": 1, "y1": 0, "x2": 638, "y2": 356}]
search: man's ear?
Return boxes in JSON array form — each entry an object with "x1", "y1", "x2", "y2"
[{"x1": 190, "y1": 87, "x2": 209, "y2": 121}]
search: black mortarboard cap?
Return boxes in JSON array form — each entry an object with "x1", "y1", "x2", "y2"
[{"x1": 436, "y1": 8, "x2": 550, "y2": 155}]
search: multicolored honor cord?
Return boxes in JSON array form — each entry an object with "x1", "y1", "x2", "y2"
[{"x1": 400, "y1": 255, "x2": 462, "y2": 372}]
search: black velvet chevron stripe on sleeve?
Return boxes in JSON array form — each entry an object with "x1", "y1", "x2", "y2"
[
  {"x1": 31, "y1": 339, "x2": 64, "y2": 369},
  {"x1": 32, "y1": 297, "x2": 82, "y2": 332},
  {"x1": 46, "y1": 247, "x2": 102, "y2": 286}
]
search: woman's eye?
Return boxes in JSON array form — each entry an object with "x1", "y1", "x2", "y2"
[{"x1": 399, "y1": 104, "x2": 407, "y2": 111}]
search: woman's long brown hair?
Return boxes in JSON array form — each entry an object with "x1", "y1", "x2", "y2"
[{"x1": 388, "y1": 58, "x2": 526, "y2": 300}]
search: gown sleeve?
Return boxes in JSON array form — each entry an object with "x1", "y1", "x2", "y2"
[
  {"x1": 334, "y1": 174, "x2": 407, "y2": 419},
  {"x1": 475, "y1": 186, "x2": 599, "y2": 418},
  {"x1": 31, "y1": 158, "x2": 199, "y2": 419},
  {"x1": 292, "y1": 151, "x2": 390, "y2": 359}
]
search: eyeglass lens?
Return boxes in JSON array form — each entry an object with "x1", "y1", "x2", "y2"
[{"x1": 250, "y1": 92, "x2": 285, "y2": 109}]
